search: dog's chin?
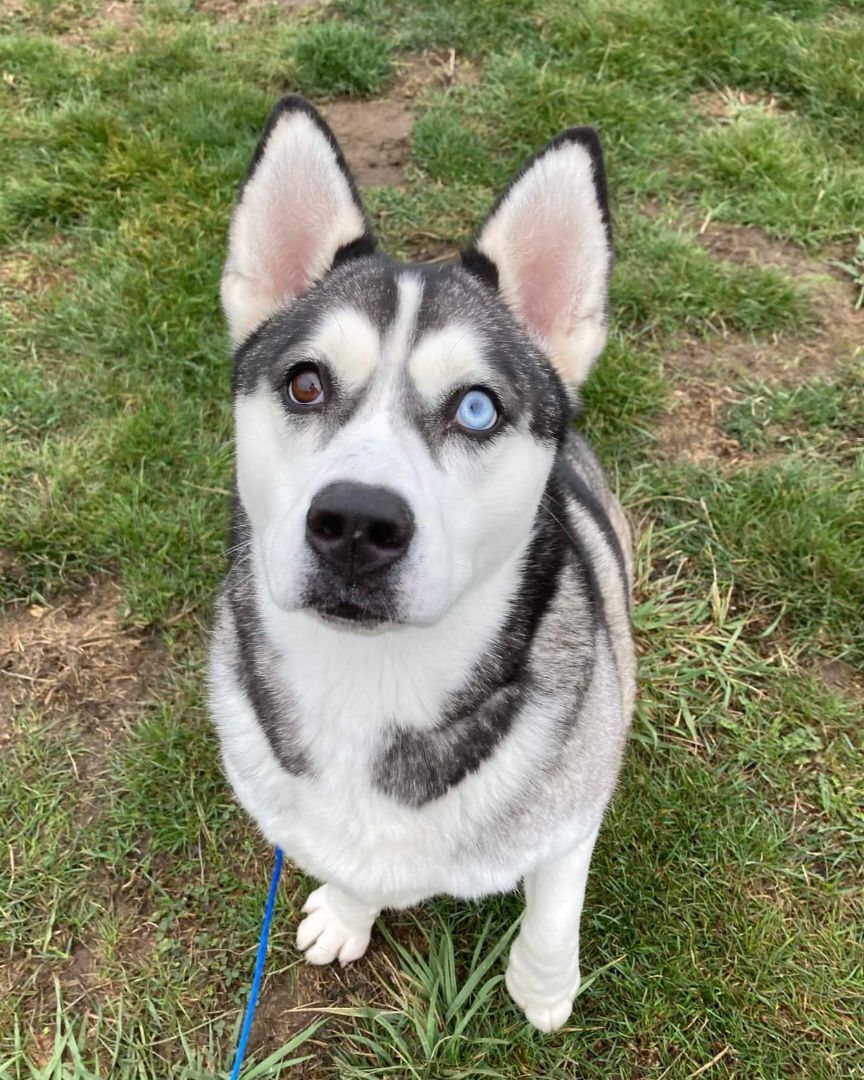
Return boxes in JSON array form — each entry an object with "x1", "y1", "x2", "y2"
[{"x1": 306, "y1": 598, "x2": 398, "y2": 634}]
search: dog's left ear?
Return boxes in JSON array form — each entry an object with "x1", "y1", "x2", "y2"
[
  {"x1": 222, "y1": 95, "x2": 375, "y2": 346},
  {"x1": 462, "y1": 129, "x2": 612, "y2": 389}
]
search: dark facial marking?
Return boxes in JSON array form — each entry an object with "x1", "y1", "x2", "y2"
[
  {"x1": 234, "y1": 258, "x2": 569, "y2": 465},
  {"x1": 231, "y1": 256, "x2": 400, "y2": 399}
]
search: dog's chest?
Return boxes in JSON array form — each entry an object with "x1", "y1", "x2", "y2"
[
  {"x1": 219, "y1": 623, "x2": 550, "y2": 906},
  {"x1": 289, "y1": 728, "x2": 463, "y2": 900},
  {"x1": 213, "y1": 567, "x2": 593, "y2": 906},
  {"x1": 229, "y1": 700, "x2": 519, "y2": 907}
]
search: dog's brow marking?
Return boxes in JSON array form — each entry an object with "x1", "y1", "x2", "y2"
[
  {"x1": 308, "y1": 303, "x2": 381, "y2": 391},
  {"x1": 408, "y1": 323, "x2": 489, "y2": 403}
]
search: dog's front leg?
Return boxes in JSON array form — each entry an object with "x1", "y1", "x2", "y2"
[
  {"x1": 296, "y1": 883, "x2": 379, "y2": 966},
  {"x1": 505, "y1": 827, "x2": 599, "y2": 1033}
]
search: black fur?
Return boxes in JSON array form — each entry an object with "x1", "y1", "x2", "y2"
[
  {"x1": 555, "y1": 457, "x2": 628, "y2": 586},
  {"x1": 413, "y1": 264, "x2": 571, "y2": 447},
  {"x1": 459, "y1": 245, "x2": 499, "y2": 291},
  {"x1": 220, "y1": 104, "x2": 624, "y2": 808},
  {"x1": 231, "y1": 257, "x2": 398, "y2": 397},
  {"x1": 232, "y1": 257, "x2": 570, "y2": 452},
  {"x1": 546, "y1": 466, "x2": 617, "y2": 662}
]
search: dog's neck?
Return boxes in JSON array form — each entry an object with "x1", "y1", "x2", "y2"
[{"x1": 253, "y1": 537, "x2": 530, "y2": 731}]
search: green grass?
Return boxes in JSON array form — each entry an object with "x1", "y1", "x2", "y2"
[
  {"x1": 292, "y1": 22, "x2": 393, "y2": 97},
  {"x1": 1, "y1": 0, "x2": 862, "y2": 1076},
  {"x1": 725, "y1": 367, "x2": 864, "y2": 460}
]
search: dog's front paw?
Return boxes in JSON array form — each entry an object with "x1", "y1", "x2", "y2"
[
  {"x1": 295, "y1": 883, "x2": 377, "y2": 966},
  {"x1": 505, "y1": 934, "x2": 580, "y2": 1033}
]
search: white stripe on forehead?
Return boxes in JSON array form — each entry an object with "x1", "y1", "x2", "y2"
[
  {"x1": 384, "y1": 273, "x2": 424, "y2": 373},
  {"x1": 305, "y1": 304, "x2": 380, "y2": 392},
  {"x1": 357, "y1": 272, "x2": 424, "y2": 414},
  {"x1": 408, "y1": 323, "x2": 492, "y2": 403}
]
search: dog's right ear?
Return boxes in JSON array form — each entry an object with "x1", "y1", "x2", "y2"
[{"x1": 221, "y1": 96, "x2": 375, "y2": 346}]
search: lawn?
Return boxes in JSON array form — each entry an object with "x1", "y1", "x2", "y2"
[{"x1": 1, "y1": 0, "x2": 862, "y2": 1076}]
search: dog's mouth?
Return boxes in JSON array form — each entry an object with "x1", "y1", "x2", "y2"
[{"x1": 305, "y1": 594, "x2": 397, "y2": 631}]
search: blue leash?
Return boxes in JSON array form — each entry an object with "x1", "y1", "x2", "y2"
[{"x1": 229, "y1": 847, "x2": 284, "y2": 1080}]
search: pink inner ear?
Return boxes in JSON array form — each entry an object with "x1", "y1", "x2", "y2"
[
  {"x1": 256, "y1": 168, "x2": 333, "y2": 300},
  {"x1": 265, "y1": 226, "x2": 319, "y2": 299},
  {"x1": 244, "y1": 121, "x2": 363, "y2": 308},
  {"x1": 511, "y1": 211, "x2": 579, "y2": 343},
  {"x1": 224, "y1": 110, "x2": 369, "y2": 343}
]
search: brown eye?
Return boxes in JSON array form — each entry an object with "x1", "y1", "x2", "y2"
[{"x1": 286, "y1": 364, "x2": 325, "y2": 407}]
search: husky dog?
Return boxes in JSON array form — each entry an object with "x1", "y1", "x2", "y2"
[{"x1": 209, "y1": 95, "x2": 634, "y2": 1033}]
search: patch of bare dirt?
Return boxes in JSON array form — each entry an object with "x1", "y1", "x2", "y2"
[
  {"x1": 249, "y1": 935, "x2": 387, "y2": 1057},
  {"x1": 697, "y1": 221, "x2": 808, "y2": 275},
  {"x1": 323, "y1": 98, "x2": 415, "y2": 187},
  {"x1": 654, "y1": 381, "x2": 752, "y2": 467},
  {"x1": 0, "y1": 243, "x2": 75, "y2": 302},
  {"x1": 196, "y1": 0, "x2": 325, "y2": 19},
  {"x1": 58, "y1": 884, "x2": 158, "y2": 1006},
  {"x1": 0, "y1": 579, "x2": 167, "y2": 750},
  {"x1": 656, "y1": 325, "x2": 858, "y2": 465},
  {"x1": 813, "y1": 658, "x2": 864, "y2": 699},
  {"x1": 393, "y1": 49, "x2": 479, "y2": 97},
  {"x1": 4, "y1": 872, "x2": 160, "y2": 1047},
  {"x1": 57, "y1": 942, "x2": 103, "y2": 1006},
  {"x1": 665, "y1": 321, "x2": 860, "y2": 386},
  {"x1": 656, "y1": 223, "x2": 863, "y2": 463},
  {"x1": 321, "y1": 51, "x2": 476, "y2": 191},
  {"x1": 249, "y1": 962, "x2": 333, "y2": 1059},
  {"x1": 54, "y1": 0, "x2": 142, "y2": 45},
  {"x1": 0, "y1": 547, "x2": 27, "y2": 586},
  {"x1": 670, "y1": 244, "x2": 862, "y2": 393},
  {"x1": 0, "y1": 573, "x2": 170, "y2": 1033},
  {"x1": 696, "y1": 222, "x2": 864, "y2": 359},
  {"x1": 97, "y1": 0, "x2": 139, "y2": 31},
  {"x1": 691, "y1": 87, "x2": 785, "y2": 121}
]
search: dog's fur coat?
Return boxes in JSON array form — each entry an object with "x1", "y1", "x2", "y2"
[{"x1": 208, "y1": 95, "x2": 635, "y2": 1032}]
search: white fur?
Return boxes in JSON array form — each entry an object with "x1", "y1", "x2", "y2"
[
  {"x1": 307, "y1": 304, "x2": 382, "y2": 391},
  {"x1": 221, "y1": 111, "x2": 367, "y2": 345},
  {"x1": 296, "y1": 883, "x2": 378, "y2": 965},
  {"x1": 211, "y1": 559, "x2": 607, "y2": 907},
  {"x1": 408, "y1": 322, "x2": 493, "y2": 401},
  {"x1": 475, "y1": 139, "x2": 611, "y2": 386},
  {"x1": 505, "y1": 827, "x2": 598, "y2": 1032},
  {"x1": 211, "y1": 556, "x2": 618, "y2": 1033}
]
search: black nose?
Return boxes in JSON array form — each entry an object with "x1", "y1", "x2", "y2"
[{"x1": 306, "y1": 483, "x2": 415, "y2": 578}]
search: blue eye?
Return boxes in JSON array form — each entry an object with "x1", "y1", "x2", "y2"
[{"x1": 455, "y1": 389, "x2": 499, "y2": 433}]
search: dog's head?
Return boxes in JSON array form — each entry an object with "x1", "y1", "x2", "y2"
[{"x1": 223, "y1": 96, "x2": 611, "y2": 629}]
